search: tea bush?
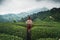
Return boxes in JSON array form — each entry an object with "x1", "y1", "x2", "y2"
[
  {"x1": 0, "y1": 22, "x2": 60, "y2": 40},
  {"x1": 0, "y1": 33, "x2": 23, "y2": 40},
  {"x1": 0, "y1": 23, "x2": 26, "y2": 39},
  {"x1": 31, "y1": 26, "x2": 60, "y2": 40},
  {"x1": 36, "y1": 38, "x2": 57, "y2": 40}
]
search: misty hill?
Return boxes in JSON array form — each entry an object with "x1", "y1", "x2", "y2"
[
  {"x1": 0, "y1": 7, "x2": 48, "y2": 22},
  {"x1": 21, "y1": 8, "x2": 60, "y2": 22}
]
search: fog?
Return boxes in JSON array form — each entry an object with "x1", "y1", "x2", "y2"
[{"x1": 0, "y1": 0, "x2": 60, "y2": 15}]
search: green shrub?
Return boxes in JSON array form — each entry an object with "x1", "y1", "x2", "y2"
[
  {"x1": 0, "y1": 23, "x2": 26, "y2": 39},
  {"x1": 37, "y1": 38, "x2": 57, "y2": 40},
  {"x1": 0, "y1": 33, "x2": 23, "y2": 40},
  {"x1": 31, "y1": 27, "x2": 60, "y2": 40},
  {"x1": 0, "y1": 22, "x2": 60, "y2": 40}
]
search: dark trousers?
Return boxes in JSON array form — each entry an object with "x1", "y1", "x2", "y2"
[
  {"x1": 27, "y1": 30, "x2": 31, "y2": 40},
  {"x1": 26, "y1": 24, "x2": 31, "y2": 40}
]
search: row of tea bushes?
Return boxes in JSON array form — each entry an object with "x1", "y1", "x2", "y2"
[
  {"x1": 0, "y1": 24, "x2": 26, "y2": 39},
  {"x1": 31, "y1": 26, "x2": 60, "y2": 40},
  {"x1": 0, "y1": 33, "x2": 23, "y2": 40},
  {"x1": 36, "y1": 38, "x2": 57, "y2": 40},
  {"x1": 0, "y1": 23, "x2": 60, "y2": 40}
]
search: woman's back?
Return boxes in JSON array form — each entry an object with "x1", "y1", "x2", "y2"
[{"x1": 26, "y1": 20, "x2": 32, "y2": 25}]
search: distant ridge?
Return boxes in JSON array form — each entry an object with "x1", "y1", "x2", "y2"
[
  {"x1": 0, "y1": 7, "x2": 49, "y2": 22},
  {"x1": 21, "y1": 8, "x2": 60, "y2": 22}
]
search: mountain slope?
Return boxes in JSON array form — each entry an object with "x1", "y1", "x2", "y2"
[
  {"x1": 0, "y1": 7, "x2": 48, "y2": 22},
  {"x1": 21, "y1": 8, "x2": 60, "y2": 22}
]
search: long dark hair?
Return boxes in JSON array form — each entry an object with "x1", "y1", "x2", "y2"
[{"x1": 28, "y1": 16, "x2": 31, "y2": 20}]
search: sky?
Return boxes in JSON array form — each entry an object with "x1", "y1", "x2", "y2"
[{"x1": 0, "y1": 0, "x2": 60, "y2": 15}]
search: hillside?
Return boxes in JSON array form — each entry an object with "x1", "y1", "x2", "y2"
[
  {"x1": 21, "y1": 8, "x2": 60, "y2": 22},
  {"x1": 0, "y1": 8, "x2": 60, "y2": 40},
  {"x1": 0, "y1": 20, "x2": 60, "y2": 40},
  {"x1": 0, "y1": 7, "x2": 48, "y2": 22}
]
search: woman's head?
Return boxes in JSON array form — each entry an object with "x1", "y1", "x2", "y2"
[{"x1": 28, "y1": 16, "x2": 31, "y2": 20}]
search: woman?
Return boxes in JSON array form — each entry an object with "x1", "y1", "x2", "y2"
[{"x1": 26, "y1": 16, "x2": 33, "y2": 40}]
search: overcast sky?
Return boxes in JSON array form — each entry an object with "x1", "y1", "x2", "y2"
[{"x1": 0, "y1": 0, "x2": 60, "y2": 15}]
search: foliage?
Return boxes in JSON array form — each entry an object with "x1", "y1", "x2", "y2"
[
  {"x1": 0, "y1": 33, "x2": 23, "y2": 40},
  {"x1": 50, "y1": 8, "x2": 60, "y2": 21},
  {"x1": 0, "y1": 21, "x2": 60, "y2": 40},
  {"x1": 31, "y1": 26, "x2": 60, "y2": 40},
  {"x1": 0, "y1": 23, "x2": 26, "y2": 39},
  {"x1": 37, "y1": 38, "x2": 57, "y2": 40}
]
